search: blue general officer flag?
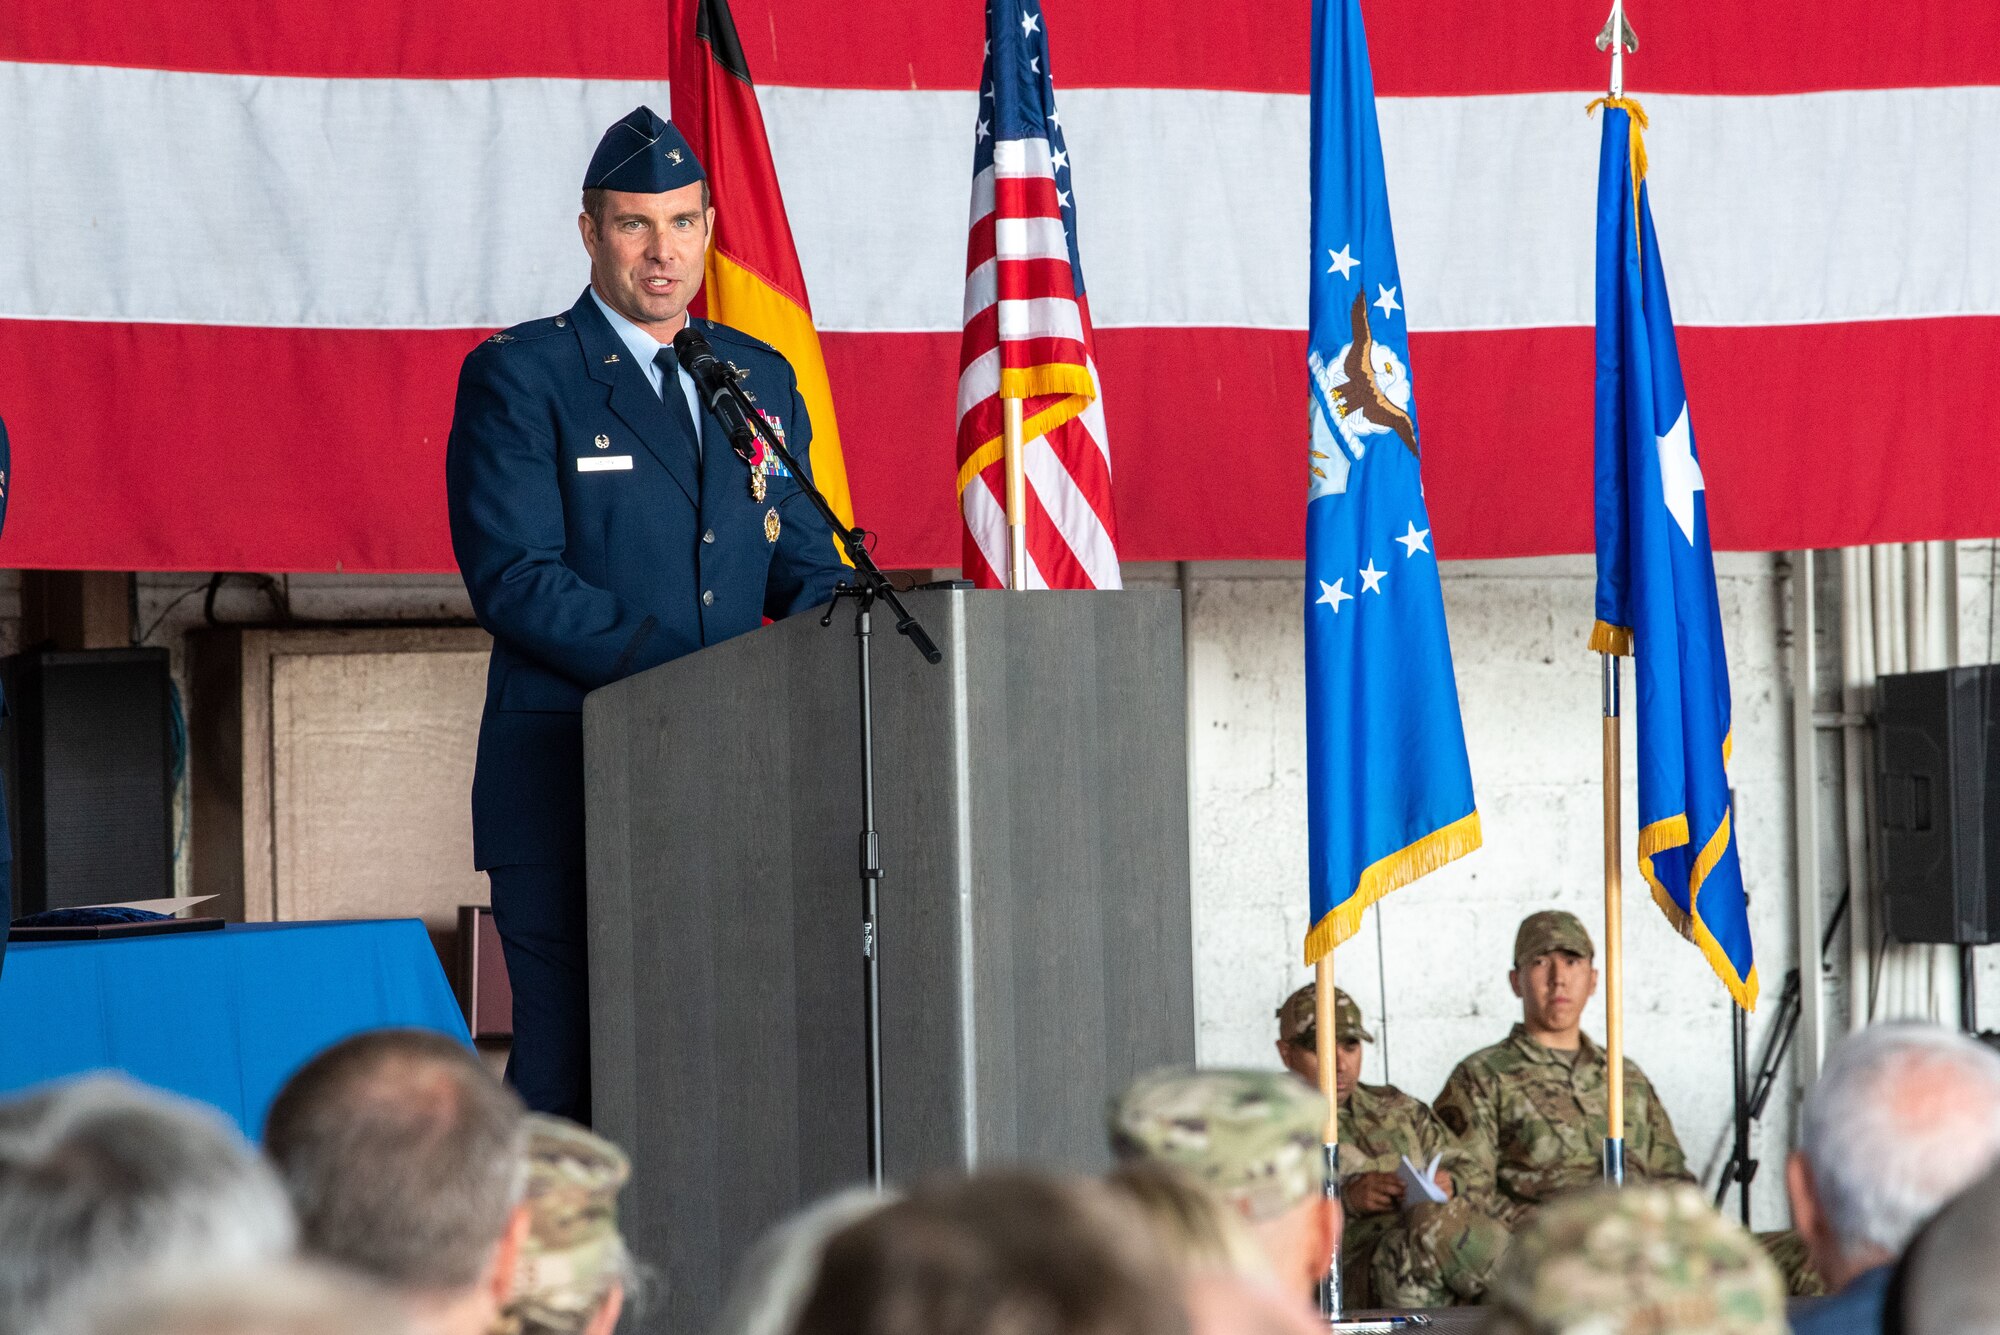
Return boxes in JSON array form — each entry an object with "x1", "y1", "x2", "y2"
[
  {"x1": 1589, "y1": 99, "x2": 1757, "y2": 1010},
  {"x1": 1303, "y1": 0, "x2": 1479, "y2": 966}
]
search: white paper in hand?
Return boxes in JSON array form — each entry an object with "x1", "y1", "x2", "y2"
[{"x1": 1396, "y1": 1153, "x2": 1448, "y2": 1210}]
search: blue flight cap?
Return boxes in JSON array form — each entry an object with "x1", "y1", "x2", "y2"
[{"x1": 583, "y1": 106, "x2": 706, "y2": 193}]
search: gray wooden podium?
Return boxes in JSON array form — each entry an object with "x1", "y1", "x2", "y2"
[{"x1": 583, "y1": 588, "x2": 1195, "y2": 1332}]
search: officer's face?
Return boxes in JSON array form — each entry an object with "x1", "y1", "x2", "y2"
[
  {"x1": 579, "y1": 183, "x2": 715, "y2": 331},
  {"x1": 1510, "y1": 949, "x2": 1597, "y2": 1034}
]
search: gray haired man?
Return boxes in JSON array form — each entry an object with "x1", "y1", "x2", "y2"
[
  {"x1": 1787, "y1": 1023, "x2": 2000, "y2": 1335},
  {"x1": 0, "y1": 1075, "x2": 296, "y2": 1335},
  {"x1": 264, "y1": 1029, "x2": 531, "y2": 1335}
]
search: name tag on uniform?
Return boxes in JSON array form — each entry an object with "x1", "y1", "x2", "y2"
[{"x1": 576, "y1": 456, "x2": 633, "y2": 472}]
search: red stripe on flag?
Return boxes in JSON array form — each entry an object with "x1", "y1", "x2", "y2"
[
  {"x1": 11, "y1": 1, "x2": 1996, "y2": 94},
  {"x1": 2, "y1": 318, "x2": 1997, "y2": 571}
]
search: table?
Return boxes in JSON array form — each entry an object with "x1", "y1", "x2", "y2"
[{"x1": 0, "y1": 919, "x2": 471, "y2": 1139}]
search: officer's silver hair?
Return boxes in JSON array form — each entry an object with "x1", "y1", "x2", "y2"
[
  {"x1": 708, "y1": 1186, "x2": 897, "y2": 1335},
  {"x1": 0, "y1": 1075, "x2": 296, "y2": 1335},
  {"x1": 1799, "y1": 1023, "x2": 2000, "y2": 1262},
  {"x1": 66, "y1": 1261, "x2": 413, "y2": 1335}
]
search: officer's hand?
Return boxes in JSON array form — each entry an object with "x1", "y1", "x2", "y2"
[
  {"x1": 1432, "y1": 1169, "x2": 1454, "y2": 1198},
  {"x1": 1343, "y1": 1171, "x2": 1403, "y2": 1214}
]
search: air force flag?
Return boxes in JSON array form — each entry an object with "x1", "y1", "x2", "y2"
[
  {"x1": 1590, "y1": 100, "x2": 1757, "y2": 1009},
  {"x1": 1303, "y1": 0, "x2": 1479, "y2": 966}
]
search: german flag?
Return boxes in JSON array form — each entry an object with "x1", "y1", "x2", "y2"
[{"x1": 672, "y1": 0, "x2": 854, "y2": 532}]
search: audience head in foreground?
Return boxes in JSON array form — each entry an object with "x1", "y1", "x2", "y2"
[
  {"x1": 1787, "y1": 1023, "x2": 2000, "y2": 1297},
  {"x1": 77, "y1": 1262, "x2": 413, "y2": 1335},
  {"x1": 1109, "y1": 1067, "x2": 1336, "y2": 1297},
  {"x1": 0, "y1": 1074, "x2": 295, "y2": 1335},
  {"x1": 711, "y1": 1187, "x2": 897, "y2": 1335},
  {"x1": 1896, "y1": 1157, "x2": 2000, "y2": 1335},
  {"x1": 263, "y1": 1028, "x2": 530, "y2": 1335},
  {"x1": 1482, "y1": 1184, "x2": 1784, "y2": 1335},
  {"x1": 1103, "y1": 1159, "x2": 1273, "y2": 1281},
  {"x1": 792, "y1": 1172, "x2": 1187, "y2": 1335},
  {"x1": 1183, "y1": 1271, "x2": 1327, "y2": 1335},
  {"x1": 499, "y1": 1115, "x2": 634, "y2": 1335}
]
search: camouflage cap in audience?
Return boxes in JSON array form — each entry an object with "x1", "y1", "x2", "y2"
[
  {"x1": 502, "y1": 1115, "x2": 632, "y2": 1335},
  {"x1": 1481, "y1": 1184, "x2": 1785, "y2": 1335},
  {"x1": 1276, "y1": 983, "x2": 1374, "y2": 1044},
  {"x1": 1108, "y1": 1068, "x2": 1327, "y2": 1223},
  {"x1": 1513, "y1": 910, "x2": 1595, "y2": 966}
]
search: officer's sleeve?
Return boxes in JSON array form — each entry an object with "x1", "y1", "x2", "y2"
[
  {"x1": 1432, "y1": 1062, "x2": 1529, "y2": 1229},
  {"x1": 446, "y1": 344, "x2": 667, "y2": 691},
  {"x1": 763, "y1": 374, "x2": 847, "y2": 620},
  {"x1": 1628, "y1": 1063, "x2": 1695, "y2": 1184}
]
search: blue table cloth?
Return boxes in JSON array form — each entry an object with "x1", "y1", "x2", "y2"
[{"x1": 0, "y1": 919, "x2": 471, "y2": 1139}]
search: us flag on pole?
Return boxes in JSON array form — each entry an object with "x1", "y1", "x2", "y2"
[{"x1": 954, "y1": 0, "x2": 1121, "y2": 590}]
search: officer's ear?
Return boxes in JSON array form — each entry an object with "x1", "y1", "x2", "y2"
[
  {"x1": 1507, "y1": 966, "x2": 1523, "y2": 999},
  {"x1": 704, "y1": 205, "x2": 717, "y2": 251}
]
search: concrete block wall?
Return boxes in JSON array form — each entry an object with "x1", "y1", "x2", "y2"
[{"x1": 1176, "y1": 553, "x2": 1800, "y2": 1226}]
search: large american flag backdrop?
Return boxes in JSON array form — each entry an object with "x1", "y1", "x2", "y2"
[{"x1": 3, "y1": 1, "x2": 1996, "y2": 572}]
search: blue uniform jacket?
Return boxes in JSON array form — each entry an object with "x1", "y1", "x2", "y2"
[{"x1": 446, "y1": 289, "x2": 844, "y2": 869}]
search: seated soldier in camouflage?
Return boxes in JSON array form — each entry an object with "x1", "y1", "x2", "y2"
[
  {"x1": 1434, "y1": 910, "x2": 1692, "y2": 1233},
  {"x1": 1274, "y1": 983, "x2": 1505, "y2": 1308}
]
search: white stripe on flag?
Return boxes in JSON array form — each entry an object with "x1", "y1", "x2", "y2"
[
  {"x1": 956, "y1": 347, "x2": 1001, "y2": 420},
  {"x1": 993, "y1": 217, "x2": 1072, "y2": 262},
  {"x1": 960, "y1": 473, "x2": 1015, "y2": 584},
  {"x1": 8, "y1": 65, "x2": 1997, "y2": 334},
  {"x1": 1024, "y1": 435, "x2": 1122, "y2": 590},
  {"x1": 994, "y1": 295, "x2": 1085, "y2": 342},
  {"x1": 991, "y1": 137, "x2": 1057, "y2": 178}
]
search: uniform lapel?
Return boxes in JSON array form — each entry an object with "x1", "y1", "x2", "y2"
[{"x1": 571, "y1": 291, "x2": 700, "y2": 507}]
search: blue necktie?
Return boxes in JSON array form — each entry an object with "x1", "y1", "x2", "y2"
[{"x1": 653, "y1": 347, "x2": 702, "y2": 473}]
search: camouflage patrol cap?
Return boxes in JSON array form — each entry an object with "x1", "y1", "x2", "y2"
[
  {"x1": 1481, "y1": 1184, "x2": 1785, "y2": 1335},
  {"x1": 501, "y1": 1115, "x2": 632, "y2": 1335},
  {"x1": 1107, "y1": 1067, "x2": 1328, "y2": 1224},
  {"x1": 1276, "y1": 983, "x2": 1374, "y2": 1044},
  {"x1": 1514, "y1": 910, "x2": 1595, "y2": 966}
]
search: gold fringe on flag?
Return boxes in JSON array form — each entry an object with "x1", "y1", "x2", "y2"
[
  {"x1": 1588, "y1": 620, "x2": 1633, "y2": 655},
  {"x1": 1303, "y1": 812, "x2": 1483, "y2": 966}
]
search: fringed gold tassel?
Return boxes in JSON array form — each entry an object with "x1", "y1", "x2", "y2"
[
  {"x1": 1588, "y1": 620, "x2": 1633, "y2": 656},
  {"x1": 1304, "y1": 812, "x2": 1483, "y2": 965}
]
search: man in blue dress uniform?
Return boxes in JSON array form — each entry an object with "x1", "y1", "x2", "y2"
[{"x1": 446, "y1": 107, "x2": 844, "y2": 1121}]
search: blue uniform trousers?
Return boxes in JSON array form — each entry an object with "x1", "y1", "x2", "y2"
[{"x1": 488, "y1": 862, "x2": 592, "y2": 1124}]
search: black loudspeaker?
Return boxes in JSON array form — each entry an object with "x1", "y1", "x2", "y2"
[
  {"x1": 1877, "y1": 665, "x2": 2000, "y2": 944},
  {"x1": 0, "y1": 649, "x2": 174, "y2": 918}
]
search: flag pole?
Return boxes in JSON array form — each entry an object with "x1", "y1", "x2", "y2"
[
  {"x1": 1601, "y1": 652, "x2": 1626, "y2": 1184},
  {"x1": 1002, "y1": 396, "x2": 1029, "y2": 590},
  {"x1": 1594, "y1": 0, "x2": 1635, "y2": 1189},
  {"x1": 1315, "y1": 952, "x2": 1343, "y2": 1318}
]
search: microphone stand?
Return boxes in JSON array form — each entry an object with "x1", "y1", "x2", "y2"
[{"x1": 701, "y1": 362, "x2": 940, "y2": 1192}]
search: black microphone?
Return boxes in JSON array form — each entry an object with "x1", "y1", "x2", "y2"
[{"x1": 671, "y1": 326, "x2": 761, "y2": 457}]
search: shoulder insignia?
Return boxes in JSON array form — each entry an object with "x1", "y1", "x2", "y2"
[{"x1": 487, "y1": 332, "x2": 515, "y2": 344}]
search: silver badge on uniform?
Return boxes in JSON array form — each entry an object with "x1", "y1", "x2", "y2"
[{"x1": 594, "y1": 434, "x2": 610, "y2": 449}]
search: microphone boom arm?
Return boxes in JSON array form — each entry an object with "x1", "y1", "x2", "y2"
[{"x1": 679, "y1": 331, "x2": 941, "y2": 665}]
